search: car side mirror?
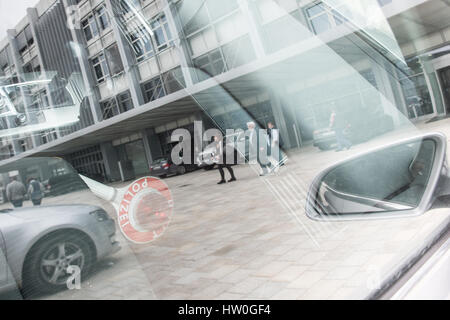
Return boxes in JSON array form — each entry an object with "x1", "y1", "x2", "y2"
[{"x1": 306, "y1": 133, "x2": 449, "y2": 221}]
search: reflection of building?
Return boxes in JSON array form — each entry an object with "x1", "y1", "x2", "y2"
[{"x1": 0, "y1": 0, "x2": 449, "y2": 182}]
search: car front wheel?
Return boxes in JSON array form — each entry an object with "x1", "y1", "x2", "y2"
[
  {"x1": 22, "y1": 232, "x2": 94, "y2": 297},
  {"x1": 177, "y1": 165, "x2": 187, "y2": 175}
]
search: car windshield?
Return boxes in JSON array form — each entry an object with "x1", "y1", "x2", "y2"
[
  {"x1": 152, "y1": 158, "x2": 167, "y2": 164},
  {"x1": 0, "y1": 0, "x2": 449, "y2": 302}
]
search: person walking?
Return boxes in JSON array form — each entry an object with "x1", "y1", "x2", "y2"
[
  {"x1": 267, "y1": 121, "x2": 286, "y2": 173},
  {"x1": 214, "y1": 136, "x2": 237, "y2": 185},
  {"x1": 329, "y1": 107, "x2": 352, "y2": 152},
  {"x1": 28, "y1": 177, "x2": 45, "y2": 206},
  {"x1": 247, "y1": 121, "x2": 270, "y2": 176},
  {"x1": 6, "y1": 176, "x2": 27, "y2": 208}
]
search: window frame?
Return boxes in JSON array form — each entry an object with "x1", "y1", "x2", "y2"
[
  {"x1": 96, "y1": 5, "x2": 110, "y2": 32},
  {"x1": 126, "y1": 13, "x2": 174, "y2": 63},
  {"x1": 81, "y1": 14, "x2": 99, "y2": 42},
  {"x1": 141, "y1": 75, "x2": 166, "y2": 103},
  {"x1": 303, "y1": 1, "x2": 351, "y2": 35},
  {"x1": 100, "y1": 96, "x2": 119, "y2": 120},
  {"x1": 91, "y1": 52, "x2": 110, "y2": 83}
]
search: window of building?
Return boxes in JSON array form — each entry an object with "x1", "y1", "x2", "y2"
[
  {"x1": 128, "y1": 25, "x2": 154, "y2": 62},
  {"x1": 25, "y1": 25, "x2": 34, "y2": 47},
  {"x1": 397, "y1": 58, "x2": 434, "y2": 119},
  {"x1": 117, "y1": 91, "x2": 134, "y2": 113},
  {"x1": 117, "y1": 0, "x2": 142, "y2": 14},
  {"x1": 96, "y1": 6, "x2": 110, "y2": 31},
  {"x1": 162, "y1": 67, "x2": 186, "y2": 94},
  {"x1": 142, "y1": 76, "x2": 165, "y2": 103},
  {"x1": 304, "y1": 1, "x2": 352, "y2": 34},
  {"x1": 40, "y1": 129, "x2": 58, "y2": 145},
  {"x1": 222, "y1": 35, "x2": 256, "y2": 70},
  {"x1": 177, "y1": 0, "x2": 239, "y2": 36},
  {"x1": 91, "y1": 45, "x2": 124, "y2": 84},
  {"x1": 193, "y1": 48, "x2": 226, "y2": 81},
  {"x1": 99, "y1": 91, "x2": 134, "y2": 121},
  {"x1": 100, "y1": 97, "x2": 119, "y2": 120},
  {"x1": 18, "y1": 139, "x2": 29, "y2": 152},
  {"x1": 22, "y1": 56, "x2": 41, "y2": 79},
  {"x1": 179, "y1": 2, "x2": 210, "y2": 36},
  {"x1": 16, "y1": 25, "x2": 34, "y2": 55},
  {"x1": 65, "y1": 145, "x2": 106, "y2": 182},
  {"x1": 0, "y1": 47, "x2": 12, "y2": 72},
  {"x1": 23, "y1": 63, "x2": 33, "y2": 74},
  {"x1": 126, "y1": 14, "x2": 173, "y2": 63},
  {"x1": 150, "y1": 15, "x2": 173, "y2": 51},
  {"x1": 91, "y1": 53, "x2": 109, "y2": 83},
  {"x1": 105, "y1": 44, "x2": 124, "y2": 76},
  {"x1": 82, "y1": 14, "x2": 99, "y2": 42}
]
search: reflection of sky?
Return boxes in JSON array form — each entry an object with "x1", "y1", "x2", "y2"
[{"x1": 0, "y1": 0, "x2": 40, "y2": 36}]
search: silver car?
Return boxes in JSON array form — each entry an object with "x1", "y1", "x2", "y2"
[
  {"x1": 0, "y1": 204, "x2": 120, "y2": 297},
  {"x1": 0, "y1": 157, "x2": 121, "y2": 297}
]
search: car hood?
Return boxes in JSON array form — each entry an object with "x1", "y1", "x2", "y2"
[
  {"x1": 199, "y1": 147, "x2": 215, "y2": 155},
  {"x1": 4, "y1": 204, "x2": 100, "y2": 220}
]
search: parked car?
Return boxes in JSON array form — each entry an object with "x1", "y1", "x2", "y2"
[
  {"x1": 0, "y1": 204, "x2": 120, "y2": 297},
  {"x1": 313, "y1": 127, "x2": 342, "y2": 151},
  {"x1": 149, "y1": 156, "x2": 197, "y2": 178},
  {"x1": 313, "y1": 112, "x2": 395, "y2": 150},
  {"x1": 48, "y1": 173, "x2": 88, "y2": 197},
  {"x1": 196, "y1": 130, "x2": 248, "y2": 169},
  {"x1": 196, "y1": 144, "x2": 217, "y2": 170}
]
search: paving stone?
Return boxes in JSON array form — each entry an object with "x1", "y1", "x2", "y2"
[
  {"x1": 271, "y1": 266, "x2": 309, "y2": 282},
  {"x1": 287, "y1": 271, "x2": 327, "y2": 289},
  {"x1": 252, "y1": 261, "x2": 290, "y2": 278},
  {"x1": 227, "y1": 278, "x2": 265, "y2": 295},
  {"x1": 271, "y1": 288, "x2": 306, "y2": 300}
]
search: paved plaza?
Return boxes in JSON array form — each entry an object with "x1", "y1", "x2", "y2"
[{"x1": 2, "y1": 118, "x2": 450, "y2": 300}]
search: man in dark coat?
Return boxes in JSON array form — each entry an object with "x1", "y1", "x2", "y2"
[{"x1": 214, "y1": 136, "x2": 237, "y2": 184}]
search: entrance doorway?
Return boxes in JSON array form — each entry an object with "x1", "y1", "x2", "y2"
[
  {"x1": 439, "y1": 66, "x2": 450, "y2": 114},
  {"x1": 116, "y1": 140, "x2": 150, "y2": 177}
]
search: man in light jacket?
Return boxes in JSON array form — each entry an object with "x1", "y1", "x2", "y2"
[
  {"x1": 247, "y1": 121, "x2": 270, "y2": 176},
  {"x1": 6, "y1": 176, "x2": 27, "y2": 208}
]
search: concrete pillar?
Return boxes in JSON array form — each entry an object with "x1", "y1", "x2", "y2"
[
  {"x1": 143, "y1": 128, "x2": 163, "y2": 165},
  {"x1": 421, "y1": 57, "x2": 446, "y2": 115},
  {"x1": 141, "y1": 130, "x2": 153, "y2": 168},
  {"x1": 238, "y1": 0, "x2": 266, "y2": 59},
  {"x1": 371, "y1": 59, "x2": 405, "y2": 126},
  {"x1": 6, "y1": 29, "x2": 36, "y2": 155},
  {"x1": 100, "y1": 142, "x2": 121, "y2": 182},
  {"x1": 161, "y1": 0, "x2": 194, "y2": 87},
  {"x1": 61, "y1": 0, "x2": 102, "y2": 123},
  {"x1": 268, "y1": 88, "x2": 293, "y2": 149},
  {"x1": 27, "y1": 8, "x2": 59, "y2": 147},
  {"x1": 104, "y1": 0, "x2": 145, "y2": 108}
]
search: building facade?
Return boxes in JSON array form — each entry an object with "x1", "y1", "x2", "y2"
[{"x1": 0, "y1": 0, "x2": 449, "y2": 182}]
